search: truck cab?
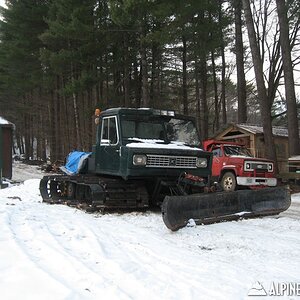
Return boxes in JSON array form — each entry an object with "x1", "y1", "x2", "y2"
[{"x1": 203, "y1": 139, "x2": 277, "y2": 191}]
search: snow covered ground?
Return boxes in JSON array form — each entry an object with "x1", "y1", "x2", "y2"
[{"x1": 0, "y1": 162, "x2": 300, "y2": 300}]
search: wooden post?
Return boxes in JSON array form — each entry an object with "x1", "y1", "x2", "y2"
[
  {"x1": 0, "y1": 126, "x2": 8, "y2": 189},
  {"x1": 0, "y1": 126, "x2": 3, "y2": 188}
]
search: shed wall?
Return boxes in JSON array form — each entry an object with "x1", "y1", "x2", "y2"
[{"x1": 0, "y1": 126, "x2": 13, "y2": 179}]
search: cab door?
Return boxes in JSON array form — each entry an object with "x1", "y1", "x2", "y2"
[
  {"x1": 97, "y1": 116, "x2": 121, "y2": 175},
  {"x1": 211, "y1": 147, "x2": 223, "y2": 177}
]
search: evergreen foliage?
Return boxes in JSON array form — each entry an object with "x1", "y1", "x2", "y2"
[{"x1": 0, "y1": 0, "x2": 298, "y2": 161}]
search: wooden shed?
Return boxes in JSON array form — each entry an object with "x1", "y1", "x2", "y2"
[
  {"x1": 0, "y1": 116, "x2": 14, "y2": 179},
  {"x1": 213, "y1": 124, "x2": 289, "y2": 173}
]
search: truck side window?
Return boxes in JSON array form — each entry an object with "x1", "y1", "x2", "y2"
[
  {"x1": 102, "y1": 119, "x2": 109, "y2": 140},
  {"x1": 212, "y1": 148, "x2": 221, "y2": 157},
  {"x1": 109, "y1": 118, "x2": 117, "y2": 144},
  {"x1": 101, "y1": 117, "x2": 118, "y2": 145}
]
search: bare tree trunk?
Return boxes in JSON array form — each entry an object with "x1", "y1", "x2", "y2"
[
  {"x1": 140, "y1": 46, "x2": 149, "y2": 107},
  {"x1": 182, "y1": 35, "x2": 188, "y2": 115},
  {"x1": 211, "y1": 51, "x2": 219, "y2": 132},
  {"x1": 199, "y1": 57, "x2": 208, "y2": 140},
  {"x1": 234, "y1": 0, "x2": 247, "y2": 123},
  {"x1": 140, "y1": 22, "x2": 149, "y2": 107},
  {"x1": 150, "y1": 43, "x2": 160, "y2": 108},
  {"x1": 61, "y1": 76, "x2": 71, "y2": 156},
  {"x1": 195, "y1": 60, "x2": 202, "y2": 139},
  {"x1": 70, "y1": 62, "x2": 82, "y2": 150},
  {"x1": 49, "y1": 91, "x2": 56, "y2": 162},
  {"x1": 276, "y1": 0, "x2": 300, "y2": 156},
  {"x1": 133, "y1": 59, "x2": 141, "y2": 107},
  {"x1": 219, "y1": 4, "x2": 227, "y2": 125},
  {"x1": 242, "y1": 0, "x2": 278, "y2": 169},
  {"x1": 220, "y1": 41, "x2": 227, "y2": 125},
  {"x1": 123, "y1": 35, "x2": 130, "y2": 107}
]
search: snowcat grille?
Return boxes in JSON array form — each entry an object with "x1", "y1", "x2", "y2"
[{"x1": 146, "y1": 155, "x2": 197, "y2": 169}]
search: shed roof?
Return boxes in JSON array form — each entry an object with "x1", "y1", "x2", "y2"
[
  {"x1": 235, "y1": 124, "x2": 289, "y2": 137},
  {"x1": 289, "y1": 156, "x2": 300, "y2": 161},
  {"x1": 0, "y1": 116, "x2": 9, "y2": 125},
  {"x1": 0, "y1": 116, "x2": 14, "y2": 127}
]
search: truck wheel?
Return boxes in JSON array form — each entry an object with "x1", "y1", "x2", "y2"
[{"x1": 221, "y1": 172, "x2": 236, "y2": 192}]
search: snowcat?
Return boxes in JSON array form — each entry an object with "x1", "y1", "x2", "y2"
[{"x1": 39, "y1": 108, "x2": 291, "y2": 230}]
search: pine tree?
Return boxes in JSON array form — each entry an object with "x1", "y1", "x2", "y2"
[{"x1": 0, "y1": 0, "x2": 49, "y2": 160}]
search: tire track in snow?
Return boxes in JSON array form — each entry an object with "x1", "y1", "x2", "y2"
[
  {"x1": 5, "y1": 203, "x2": 159, "y2": 300},
  {"x1": 1, "y1": 181, "x2": 300, "y2": 300},
  {"x1": 5, "y1": 205, "x2": 93, "y2": 300},
  {"x1": 6, "y1": 201, "x2": 214, "y2": 299},
  {"x1": 0, "y1": 206, "x2": 71, "y2": 300}
]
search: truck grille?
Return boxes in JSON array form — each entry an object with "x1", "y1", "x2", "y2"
[
  {"x1": 251, "y1": 162, "x2": 268, "y2": 171},
  {"x1": 244, "y1": 161, "x2": 272, "y2": 172},
  {"x1": 146, "y1": 155, "x2": 197, "y2": 168}
]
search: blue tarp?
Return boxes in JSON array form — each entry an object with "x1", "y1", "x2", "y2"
[{"x1": 60, "y1": 151, "x2": 92, "y2": 175}]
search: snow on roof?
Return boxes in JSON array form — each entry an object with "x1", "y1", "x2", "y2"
[
  {"x1": 0, "y1": 116, "x2": 14, "y2": 128},
  {"x1": 289, "y1": 156, "x2": 300, "y2": 161},
  {"x1": 0, "y1": 116, "x2": 9, "y2": 125},
  {"x1": 236, "y1": 124, "x2": 289, "y2": 137}
]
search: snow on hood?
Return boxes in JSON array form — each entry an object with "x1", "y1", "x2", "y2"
[
  {"x1": 228, "y1": 155, "x2": 253, "y2": 159},
  {"x1": 228, "y1": 155, "x2": 273, "y2": 162},
  {"x1": 126, "y1": 139, "x2": 203, "y2": 151}
]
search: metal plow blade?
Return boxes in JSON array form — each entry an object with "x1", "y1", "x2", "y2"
[{"x1": 161, "y1": 186, "x2": 291, "y2": 231}]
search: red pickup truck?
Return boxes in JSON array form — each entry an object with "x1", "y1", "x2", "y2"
[{"x1": 203, "y1": 139, "x2": 277, "y2": 191}]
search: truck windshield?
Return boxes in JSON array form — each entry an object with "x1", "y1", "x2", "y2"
[
  {"x1": 121, "y1": 116, "x2": 200, "y2": 146},
  {"x1": 224, "y1": 145, "x2": 252, "y2": 157}
]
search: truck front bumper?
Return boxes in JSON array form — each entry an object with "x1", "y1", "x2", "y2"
[{"x1": 237, "y1": 177, "x2": 277, "y2": 187}]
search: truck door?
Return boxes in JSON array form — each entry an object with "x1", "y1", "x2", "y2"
[
  {"x1": 211, "y1": 147, "x2": 223, "y2": 177},
  {"x1": 97, "y1": 116, "x2": 121, "y2": 175}
]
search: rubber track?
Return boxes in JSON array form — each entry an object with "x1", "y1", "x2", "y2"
[{"x1": 39, "y1": 174, "x2": 149, "y2": 211}]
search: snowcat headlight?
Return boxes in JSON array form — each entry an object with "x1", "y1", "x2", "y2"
[
  {"x1": 196, "y1": 157, "x2": 207, "y2": 168},
  {"x1": 133, "y1": 154, "x2": 147, "y2": 166},
  {"x1": 268, "y1": 163, "x2": 273, "y2": 172}
]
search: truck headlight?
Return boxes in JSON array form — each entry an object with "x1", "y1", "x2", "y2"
[
  {"x1": 268, "y1": 163, "x2": 273, "y2": 172},
  {"x1": 196, "y1": 157, "x2": 207, "y2": 168},
  {"x1": 245, "y1": 163, "x2": 251, "y2": 170},
  {"x1": 133, "y1": 154, "x2": 147, "y2": 166}
]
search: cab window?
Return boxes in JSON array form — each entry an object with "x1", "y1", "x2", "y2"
[
  {"x1": 212, "y1": 148, "x2": 222, "y2": 157},
  {"x1": 101, "y1": 116, "x2": 118, "y2": 145}
]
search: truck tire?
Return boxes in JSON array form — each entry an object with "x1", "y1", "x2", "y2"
[{"x1": 221, "y1": 172, "x2": 236, "y2": 192}]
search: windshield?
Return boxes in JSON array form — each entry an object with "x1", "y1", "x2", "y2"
[
  {"x1": 224, "y1": 145, "x2": 252, "y2": 157},
  {"x1": 121, "y1": 116, "x2": 200, "y2": 146}
]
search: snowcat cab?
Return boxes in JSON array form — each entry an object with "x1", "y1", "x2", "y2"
[{"x1": 87, "y1": 108, "x2": 212, "y2": 204}]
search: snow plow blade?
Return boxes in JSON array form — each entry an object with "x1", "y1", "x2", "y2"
[{"x1": 162, "y1": 186, "x2": 291, "y2": 231}]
